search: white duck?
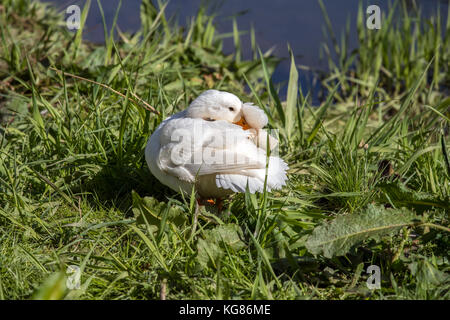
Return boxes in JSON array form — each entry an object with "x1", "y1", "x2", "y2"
[{"x1": 145, "y1": 90, "x2": 288, "y2": 204}]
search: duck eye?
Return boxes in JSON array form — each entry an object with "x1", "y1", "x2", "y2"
[{"x1": 228, "y1": 107, "x2": 235, "y2": 112}]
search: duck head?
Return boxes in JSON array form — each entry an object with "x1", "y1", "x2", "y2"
[{"x1": 186, "y1": 90, "x2": 243, "y2": 123}]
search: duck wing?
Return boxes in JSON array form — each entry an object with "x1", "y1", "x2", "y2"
[
  {"x1": 158, "y1": 118, "x2": 268, "y2": 181},
  {"x1": 215, "y1": 156, "x2": 289, "y2": 193}
]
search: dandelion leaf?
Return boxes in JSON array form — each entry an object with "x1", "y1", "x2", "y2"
[
  {"x1": 132, "y1": 191, "x2": 186, "y2": 227},
  {"x1": 196, "y1": 224, "x2": 245, "y2": 269},
  {"x1": 379, "y1": 180, "x2": 449, "y2": 213},
  {"x1": 306, "y1": 204, "x2": 419, "y2": 258}
]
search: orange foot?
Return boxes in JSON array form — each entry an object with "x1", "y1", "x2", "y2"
[{"x1": 197, "y1": 197, "x2": 224, "y2": 212}]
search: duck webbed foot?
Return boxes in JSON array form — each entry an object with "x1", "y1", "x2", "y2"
[{"x1": 197, "y1": 197, "x2": 224, "y2": 213}]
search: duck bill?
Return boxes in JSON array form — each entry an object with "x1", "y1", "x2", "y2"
[{"x1": 233, "y1": 117, "x2": 251, "y2": 130}]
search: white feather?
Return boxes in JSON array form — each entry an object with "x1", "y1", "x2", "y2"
[
  {"x1": 242, "y1": 103, "x2": 268, "y2": 129},
  {"x1": 145, "y1": 90, "x2": 288, "y2": 198}
]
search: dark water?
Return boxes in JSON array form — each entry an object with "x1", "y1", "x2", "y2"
[{"x1": 44, "y1": 0, "x2": 448, "y2": 100}]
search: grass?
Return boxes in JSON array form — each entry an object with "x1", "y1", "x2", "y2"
[{"x1": 0, "y1": 0, "x2": 449, "y2": 300}]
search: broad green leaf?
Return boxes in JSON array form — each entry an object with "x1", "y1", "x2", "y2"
[
  {"x1": 306, "y1": 204, "x2": 419, "y2": 258},
  {"x1": 132, "y1": 191, "x2": 186, "y2": 227},
  {"x1": 196, "y1": 224, "x2": 245, "y2": 269},
  {"x1": 205, "y1": 224, "x2": 246, "y2": 252},
  {"x1": 196, "y1": 238, "x2": 222, "y2": 269},
  {"x1": 378, "y1": 180, "x2": 450, "y2": 212}
]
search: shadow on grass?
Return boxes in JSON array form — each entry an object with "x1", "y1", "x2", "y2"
[{"x1": 73, "y1": 158, "x2": 181, "y2": 215}]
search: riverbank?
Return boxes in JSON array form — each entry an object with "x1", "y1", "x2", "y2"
[{"x1": 0, "y1": 0, "x2": 448, "y2": 299}]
